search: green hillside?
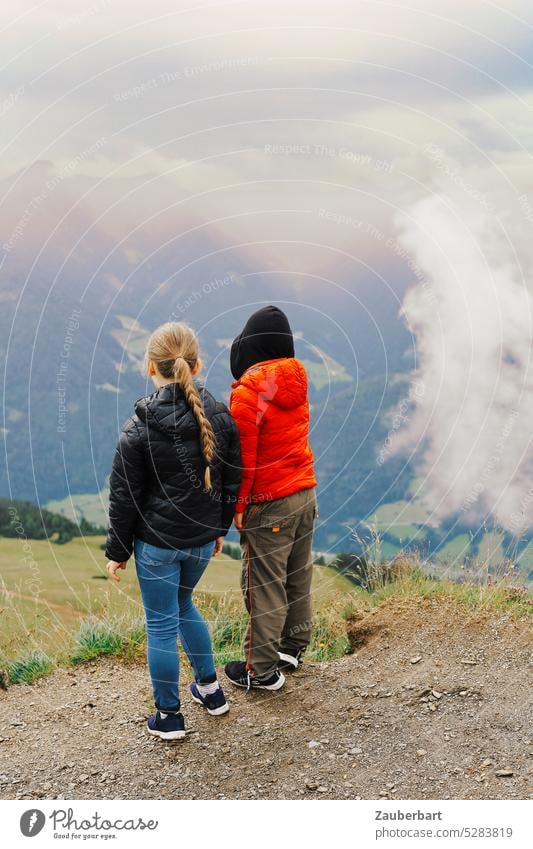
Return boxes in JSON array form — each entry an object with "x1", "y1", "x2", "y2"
[
  {"x1": 0, "y1": 497, "x2": 100, "y2": 543},
  {"x1": 42, "y1": 488, "x2": 533, "y2": 588}
]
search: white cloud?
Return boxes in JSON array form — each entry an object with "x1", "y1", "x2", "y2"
[{"x1": 394, "y1": 184, "x2": 533, "y2": 532}]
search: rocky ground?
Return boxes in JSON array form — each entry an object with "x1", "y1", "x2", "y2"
[{"x1": 0, "y1": 598, "x2": 531, "y2": 800}]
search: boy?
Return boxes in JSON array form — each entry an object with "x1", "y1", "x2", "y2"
[{"x1": 224, "y1": 306, "x2": 317, "y2": 691}]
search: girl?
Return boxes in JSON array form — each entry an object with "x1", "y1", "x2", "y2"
[
  {"x1": 224, "y1": 305, "x2": 317, "y2": 691},
  {"x1": 105, "y1": 322, "x2": 241, "y2": 740}
]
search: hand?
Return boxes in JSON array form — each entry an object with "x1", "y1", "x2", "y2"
[
  {"x1": 213, "y1": 537, "x2": 224, "y2": 557},
  {"x1": 107, "y1": 560, "x2": 126, "y2": 583},
  {"x1": 233, "y1": 512, "x2": 244, "y2": 531}
]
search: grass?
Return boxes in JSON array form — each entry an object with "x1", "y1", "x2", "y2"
[
  {"x1": 1, "y1": 533, "x2": 530, "y2": 687},
  {"x1": 356, "y1": 555, "x2": 532, "y2": 618},
  {"x1": 0, "y1": 534, "x2": 143, "y2": 661},
  {"x1": 0, "y1": 535, "x2": 353, "y2": 661},
  {"x1": 70, "y1": 615, "x2": 146, "y2": 665},
  {"x1": 5, "y1": 650, "x2": 54, "y2": 685},
  {"x1": 188, "y1": 590, "x2": 357, "y2": 667},
  {"x1": 200, "y1": 592, "x2": 249, "y2": 665},
  {"x1": 306, "y1": 601, "x2": 354, "y2": 661}
]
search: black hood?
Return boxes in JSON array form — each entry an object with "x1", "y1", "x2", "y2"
[{"x1": 230, "y1": 305, "x2": 295, "y2": 380}]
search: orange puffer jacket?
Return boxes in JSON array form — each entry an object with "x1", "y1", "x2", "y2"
[{"x1": 230, "y1": 357, "x2": 317, "y2": 513}]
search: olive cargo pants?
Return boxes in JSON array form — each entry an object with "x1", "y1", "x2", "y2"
[{"x1": 240, "y1": 487, "x2": 317, "y2": 677}]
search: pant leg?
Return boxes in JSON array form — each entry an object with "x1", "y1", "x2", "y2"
[
  {"x1": 240, "y1": 495, "x2": 299, "y2": 677},
  {"x1": 280, "y1": 489, "x2": 317, "y2": 654},
  {"x1": 134, "y1": 539, "x2": 181, "y2": 713},
  {"x1": 177, "y1": 541, "x2": 217, "y2": 683}
]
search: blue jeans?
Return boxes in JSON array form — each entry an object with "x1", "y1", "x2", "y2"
[{"x1": 134, "y1": 538, "x2": 217, "y2": 713}]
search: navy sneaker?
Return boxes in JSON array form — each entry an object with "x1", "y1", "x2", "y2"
[
  {"x1": 278, "y1": 648, "x2": 304, "y2": 671},
  {"x1": 146, "y1": 710, "x2": 186, "y2": 740},
  {"x1": 190, "y1": 682, "x2": 230, "y2": 716},
  {"x1": 224, "y1": 660, "x2": 285, "y2": 691}
]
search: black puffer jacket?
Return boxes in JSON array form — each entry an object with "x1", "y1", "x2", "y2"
[{"x1": 105, "y1": 382, "x2": 242, "y2": 562}]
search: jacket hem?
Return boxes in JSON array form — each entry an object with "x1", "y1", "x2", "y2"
[{"x1": 241, "y1": 481, "x2": 317, "y2": 508}]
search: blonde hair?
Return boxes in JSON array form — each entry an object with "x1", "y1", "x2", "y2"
[{"x1": 146, "y1": 322, "x2": 216, "y2": 489}]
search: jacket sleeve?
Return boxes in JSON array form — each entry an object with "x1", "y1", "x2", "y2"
[
  {"x1": 230, "y1": 386, "x2": 260, "y2": 513},
  {"x1": 104, "y1": 419, "x2": 146, "y2": 562},
  {"x1": 219, "y1": 415, "x2": 243, "y2": 530}
]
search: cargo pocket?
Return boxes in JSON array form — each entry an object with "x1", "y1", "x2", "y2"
[{"x1": 257, "y1": 503, "x2": 298, "y2": 538}]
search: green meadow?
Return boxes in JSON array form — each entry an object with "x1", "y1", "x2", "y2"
[
  {"x1": 0, "y1": 535, "x2": 353, "y2": 662},
  {"x1": 1, "y1": 533, "x2": 530, "y2": 687}
]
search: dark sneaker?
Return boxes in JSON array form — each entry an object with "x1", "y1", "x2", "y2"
[
  {"x1": 190, "y1": 682, "x2": 230, "y2": 716},
  {"x1": 224, "y1": 660, "x2": 285, "y2": 691},
  {"x1": 278, "y1": 648, "x2": 304, "y2": 671},
  {"x1": 146, "y1": 711, "x2": 186, "y2": 740}
]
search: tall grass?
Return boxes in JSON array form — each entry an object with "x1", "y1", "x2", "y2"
[
  {"x1": 196, "y1": 590, "x2": 359, "y2": 664},
  {"x1": 3, "y1": 553, "x2": 530, "y2": 686},
  {"x1": 306, "y1": 601, "x2": 355, "y2": 661},
  {"x1": 339, "y1": 522, "x2": 532, "y2": 618},
  {"x1": 367, "y1": 560, "x2": 532, "y2": 616},
  {"x1": 201, "y1": 592, "x2": 249, "y2": 664}
]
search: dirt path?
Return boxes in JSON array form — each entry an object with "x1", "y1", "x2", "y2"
[{"x1": 0, "y1": 598, "x2": 531, "y2": 800}]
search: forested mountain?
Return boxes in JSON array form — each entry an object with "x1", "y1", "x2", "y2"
[
  {"x1": 0, "y1": 498, "x2": 101, "y2": 544},
  {"x1": 5, "y1": 164, "x2": 530, "y2": 577},
  {"x1": 0, "y1": 164, "x2": 415, "y2": 552}
]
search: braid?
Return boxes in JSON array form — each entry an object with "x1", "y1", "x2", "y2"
[
  {"x1": 173, "y1": 357, "x2": 216, "y2": 490},
  {"x1": 146, "y1": 321, "x2": 217, "y2": 491}
]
